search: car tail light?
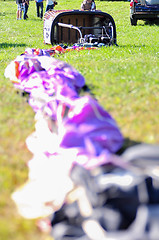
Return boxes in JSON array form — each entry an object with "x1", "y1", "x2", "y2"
[
  {"x1": 130, "y1": 2, "x2": 134, "y2": 7},
  {"x1": 130, "y1": 0, "x2": 138, "y2": 7}
]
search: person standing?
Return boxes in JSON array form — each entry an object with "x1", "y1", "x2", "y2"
[
  {"x1": 16, "y1": 0, "x2": 23, "y2": 20},
  {"x1": 45, "y1": 0, "x2": 57, "y2": 12},
  {"x1": 81, "y1": 0, "x2": 96, "y2": 10},
  {"x1": 91, "y1": 0, "x2": 96, "y2": 10},
  {"x1": 23, "y1": 0, "x2": 29, "y2": 20},
  {"x1": 35, "y1": 0, "x2": 44, "y2": 19}
]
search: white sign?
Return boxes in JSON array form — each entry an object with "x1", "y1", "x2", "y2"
[{"x1": 43, "y1": 19, "x2": 53, "y2": 44}]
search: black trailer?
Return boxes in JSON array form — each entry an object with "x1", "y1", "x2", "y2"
[{"x1": 43, "y1": 10, "x2": 117, "y2": 46}]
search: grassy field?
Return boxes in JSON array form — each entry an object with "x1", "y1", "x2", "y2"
[{"x1": 0, "y1": 0, "x2": 159, "y2": 239}]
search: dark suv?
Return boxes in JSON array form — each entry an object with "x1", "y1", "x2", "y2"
[{"x1": 130, "y1": 0, "x2": 159, "y2": 25}]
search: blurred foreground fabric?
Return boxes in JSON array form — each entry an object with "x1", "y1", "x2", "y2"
[{"x1": 5, "y1": 48, "x2": 159, "y2": 240}]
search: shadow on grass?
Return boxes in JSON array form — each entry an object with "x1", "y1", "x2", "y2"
[
  {"x1": 0, "y1": 43, "x2": 27, "y2": 49},
  {"x1": 118, "y1": 44, "x2": 147, "y2": 48},
  {"x1": 134, "y1": 19, "x2": 159, "y2": 26},
  {"x1": 0, "y1": 12, "x2": 15, "y2": 16},
  {"x1": 30, "y1": 18, "x2": 44, "y2": 21},
  {"x1": 145, "y1": 19, "x2": 159, "y2": 26}
]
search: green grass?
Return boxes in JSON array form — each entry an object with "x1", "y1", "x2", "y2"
[{"x1": 0, "y1": 0, "x2": 159, "y2": 239}]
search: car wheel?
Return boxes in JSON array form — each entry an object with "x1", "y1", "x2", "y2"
[{"x1": 130, "y1": 17, "x2": 137, "y2": 26}]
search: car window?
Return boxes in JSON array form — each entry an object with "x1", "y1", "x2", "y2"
[
  {"x1": 146, "y1": 0, "x2": 159, "y2": 4},
  {"x1": 139, "y1": 0, "x2": 145, "y2": 4}
]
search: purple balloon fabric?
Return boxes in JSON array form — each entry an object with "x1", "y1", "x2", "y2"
[
  {"x1": 5, "y1": 48, "x2": 124, "y2": 220},
  {"x1": 5, "y1": 51, "x2": 123, "y2": 155},
  {"x1": 59, "y1": 95, "x2": 123, "y2": 154}
]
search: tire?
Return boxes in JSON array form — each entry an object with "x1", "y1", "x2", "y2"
[{"x1": 130, "y1": 17, "x2": 137, "y2": 26}]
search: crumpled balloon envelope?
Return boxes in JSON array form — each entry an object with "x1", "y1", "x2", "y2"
[{"x1": 12, "y1": 153, "x2": 74, "y2": 219}]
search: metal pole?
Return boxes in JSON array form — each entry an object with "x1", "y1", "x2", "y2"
[{"x1": 57, "y1": 22, "x2": 83, "y2": 39}]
